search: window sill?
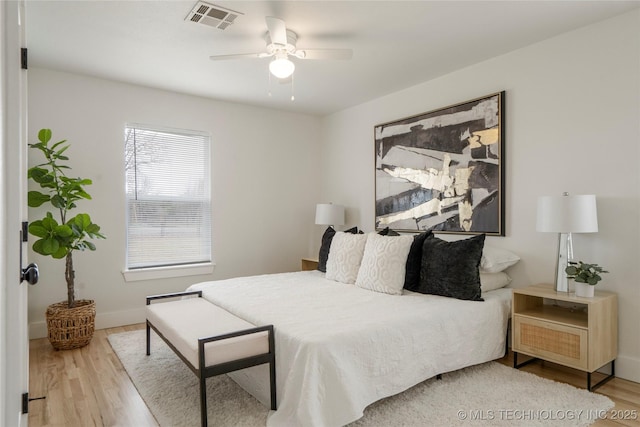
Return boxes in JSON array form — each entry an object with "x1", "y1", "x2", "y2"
[{"x1": 122, "y1": 262, "x2": 215, "y2": 282}]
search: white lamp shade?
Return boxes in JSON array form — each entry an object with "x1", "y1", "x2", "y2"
[
  {"x1": 269, "y1": 57, "x2": 295, "y2": 79},
  {"x1": 536, "y1": 194, "x2": 598, "y2": 233},
  {"x1": 315, "y1": 204, "x2": 345, "y2": 226}
]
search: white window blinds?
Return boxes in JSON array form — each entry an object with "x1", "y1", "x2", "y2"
[{"x1": 125, "y1": 124, "x2": 211, "y2": 269}]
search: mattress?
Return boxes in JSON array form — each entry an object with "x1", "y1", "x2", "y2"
[{"x1": 188, "y1": 270, "x2": 511, "y2": 427}]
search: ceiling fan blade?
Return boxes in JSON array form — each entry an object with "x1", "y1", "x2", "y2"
[
  {"x1": 265, "y1": 16, "x2": 287, "y2": 46},
  {"x1": 209, "y1": 53, "x2": 264, "y2": 61},
  {"x1": 296, "y1": 49, "x2": 353, "y2": 60}
]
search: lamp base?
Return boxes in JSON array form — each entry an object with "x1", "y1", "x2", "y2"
[{"x1": 555, "y1": 232, "x2": 573, "y2": 293}]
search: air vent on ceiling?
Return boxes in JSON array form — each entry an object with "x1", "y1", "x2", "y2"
[{"x1": 185, "y1": 1, "x2": 243, "y2": 30}]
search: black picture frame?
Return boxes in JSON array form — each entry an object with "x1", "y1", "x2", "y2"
[{"x1": 374, "y1": 91, "x2": 505, "y2": 236}]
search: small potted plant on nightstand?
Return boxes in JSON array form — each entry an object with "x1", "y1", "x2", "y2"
[
  {"x1": 28, "y1": 129, "x2": 105, "y2": 350},
  {"x1": 565, "y1": 261, "x2": 608, "y2": 298}
]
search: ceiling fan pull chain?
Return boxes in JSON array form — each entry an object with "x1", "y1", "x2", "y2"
[
  {"x1": 268, "y1": 69, "x2": 272, "y2": 97},
  {"x1": 291, "y1": 74, "x2": 295, "y2": 102}
]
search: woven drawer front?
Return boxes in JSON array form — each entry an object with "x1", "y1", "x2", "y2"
[
  {"x1": 514, "y1": 316, "x2": 588, "y2": 370},
  {"x1": 521, "y1": 322, "x2": 580, "y2": 359}
]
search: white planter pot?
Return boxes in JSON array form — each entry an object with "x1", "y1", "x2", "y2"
[{"x1": 574, "y1": 282, "x2": 595, "y2": 298}]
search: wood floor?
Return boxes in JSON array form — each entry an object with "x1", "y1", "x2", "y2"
[
  {"x1": 29, "y1": 324, "x2": 157, "y2": 427},
  {"x1": 29, "y1": 324, "x2": 640, "y2": 427}
]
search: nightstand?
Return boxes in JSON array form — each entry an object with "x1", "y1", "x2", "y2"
[
  {"x1": 512, "y1": 283, "x2": 617, "y2": 391},
  {"x1": 301, "y1": 258, "x2": 319, "y2": 271}
]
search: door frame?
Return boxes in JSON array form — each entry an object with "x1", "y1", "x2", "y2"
[{"x1": 1, "y1": 0, "x2": 30, "y2": 425}]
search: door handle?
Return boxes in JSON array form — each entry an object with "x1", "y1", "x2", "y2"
[
  {"x1": 19, "y1": 222, "x2": 39, "y2": 285},
  {"x1": 21, "y1": 263, "x2": 39, "y2": 285}
]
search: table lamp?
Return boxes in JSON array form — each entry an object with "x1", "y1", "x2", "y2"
[
  {"x1": 315, "y1": 203, "x2": 345, "y2": 229},
  {"x1": 536, "y1": 193, "x2": 598, "y2": 292}
]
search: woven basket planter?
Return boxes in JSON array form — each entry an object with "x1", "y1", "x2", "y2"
[{"x1": 46, "y1": 299, "x2": 96, "y2": 350}]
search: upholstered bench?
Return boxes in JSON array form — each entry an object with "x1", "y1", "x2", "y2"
[{"x1": 146, "y1": 291, "x2": 276, "y2": 427}]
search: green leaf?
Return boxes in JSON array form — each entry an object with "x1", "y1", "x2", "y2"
[
  {"x1": 32, "y1": 239, "x2": 46, "y2": 255},
  {"x1": 76, "y1": 190, "x2": 92, "y2": 200},
  {"x1": 74, "y1": 213, "x2": 90, "y2": 229},
  {"x1": 41, "y1": 237, "x2": 60, "y2": 255},
  {"x1": 27, "y1": 191, "x2": 50, "y2": 207},
  {"x1": 28, "y1": 168, "x2": 54, "y2": 185},
  {"x1": 50, "y1": 195, "x2": 66, "y2": 209},
  {"x1": 565, "y1": 266, "x2": 578, "y2": 275},
  {"x1": 50, "y1": 140, "x2": 68, "y2": 151},
  {"x1": 41, "y1": 215, "x2": 58, "y2": 230},
  {"x1": 52, "y1": 246, "x2": 68, "y2": 259},
  {"x1": 86, "y1": 223, "x2": 101, "y2": 234},
  {"x1": 27, "y1": 167, "x2": 47, "y2": 180},
  {"x1": 55, "y1": 224, "x2": 73, "y2": 237},
  {"x1": 85, "y1": 241, "x2": 96, "y2": 251},
  {"x1": 28, "y1": 224, "x2": 48, "y2": 238},
  {"x1": 38, "y1": 129, "x2": 52, "y2": 144}
]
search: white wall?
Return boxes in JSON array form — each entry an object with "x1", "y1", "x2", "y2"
[
  {"x1": 317, "y1": 10, "x2": 640, "y2": 382},
  {"x1": 27, "y1": 69, "x2": 322, "y2": 337}
]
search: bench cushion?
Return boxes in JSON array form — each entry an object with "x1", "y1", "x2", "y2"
[{"x1": 146, "y1": 298, "x2": 269, "y2": 369}]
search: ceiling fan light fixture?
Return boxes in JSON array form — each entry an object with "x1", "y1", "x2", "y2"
[{"x1": 269, "y1": 57, "x2": 295, "y2": 79}]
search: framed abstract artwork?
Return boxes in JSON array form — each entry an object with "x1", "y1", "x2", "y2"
[{"x1": 374, "y1": 91, "x2": 505, "y2": 235}]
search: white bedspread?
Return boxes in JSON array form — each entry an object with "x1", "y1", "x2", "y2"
[{"x1": 188, "y1": 270, "x2": 511, "y2": 427}]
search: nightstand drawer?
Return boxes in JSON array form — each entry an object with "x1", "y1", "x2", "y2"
[{"x1": 513, "y1": 316, "x2": 588, "y2": 371}]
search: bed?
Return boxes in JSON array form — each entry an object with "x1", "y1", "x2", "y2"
[{"x1": 187, "y1": 269, "x2": 512, "y2": 426}]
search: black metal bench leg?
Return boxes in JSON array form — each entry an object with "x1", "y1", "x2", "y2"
[
  {"x1": 269, "y1": 359, "x2": 277, "y2": 410},
  {"x1": 146, "y1": 321, "x2": 150, "y2": 356},
  {"x1": 267, "y1": 326, "x2": 277, "y2": 411},
  {"x1": 200, "y1": 373, "x2": 208, "y2": 427}
]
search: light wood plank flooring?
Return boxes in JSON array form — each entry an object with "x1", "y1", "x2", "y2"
[
  {"x1": 29, "y1": 324, "x2": 157, "y2": 427},
  {"x1": 29, "y1": 324, "x2": 640, "y2": 427}
]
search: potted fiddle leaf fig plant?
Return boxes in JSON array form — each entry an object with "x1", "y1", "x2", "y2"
[
  {"x1": 28, "y1": 128, "x2": 105, "y2": 350},
  {"x1": 565, "y1": 261, "x2": 608, "y2": 298}
]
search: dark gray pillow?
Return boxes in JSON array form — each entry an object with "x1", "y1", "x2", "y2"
[
  {"x1": 417, "y1": 233, "x2": 485, "y2": 301},
  {"x1": 403, "y1": 231, "x2": 432, "y2": 291},
  {"x1": 317, "y1": 226, "x2": 358, "y2": 272}
]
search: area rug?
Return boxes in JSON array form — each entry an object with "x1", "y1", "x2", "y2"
[{"x1": 108, "y1": 330, "x2": 614, "y2": 427}]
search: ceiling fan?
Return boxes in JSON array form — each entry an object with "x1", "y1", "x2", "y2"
[{"x1": 209, "y1": 16, "x2": 353, "y2": 79}]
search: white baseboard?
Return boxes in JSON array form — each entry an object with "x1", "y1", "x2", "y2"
[
  {"x1": 616, "y1": 354, "x2": 640, "y2": 383},
  {"x1": 29, "y1": 307, "x2": 146, "y2": 340}
]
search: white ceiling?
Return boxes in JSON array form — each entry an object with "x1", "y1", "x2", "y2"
[{"x1": 25, "y1": 1, "x2": 639, "y2": 116}]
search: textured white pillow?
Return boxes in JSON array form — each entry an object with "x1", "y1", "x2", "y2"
[
  {"x1": 325, "y1": 232, "x2": 369, "y2": 284},
  {"x1": 480, "y1": 246, "x2": 520, "y2": 273},
  {"x1": 355, "y1": 233, "x2": 414, "y2": 295},
  {"x1": 480, "y1": 272, "x2": 512, "y2": 292}
]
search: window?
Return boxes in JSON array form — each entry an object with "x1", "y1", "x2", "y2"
[{"x1": 124, "y1": 124, "x2": 211, "y2": 275}]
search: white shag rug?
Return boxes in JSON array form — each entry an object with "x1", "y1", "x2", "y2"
[{"x1": 108, "y1": 330, "x2": 614, "y2": 427}]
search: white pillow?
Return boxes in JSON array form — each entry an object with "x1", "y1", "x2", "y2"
[
  {"x1": 480, "y1": 272, "x2": 512, "y2": 292},
  {"x1": 325, "y1": 232, "x2": 369, "y2": 284},
  {"x1": 356, "y1": 233, "x2": 414, "y2": 295},
  {"x1": 480, "y1": 245, "x2": 520, "y2": 273}
]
